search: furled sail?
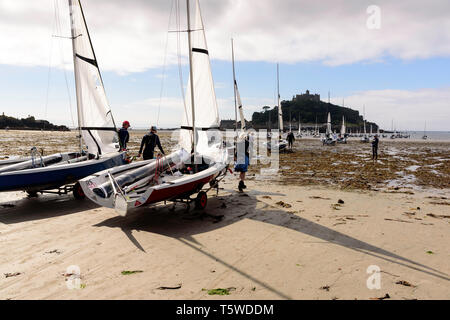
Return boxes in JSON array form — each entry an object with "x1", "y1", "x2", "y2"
[
  {"x1": 277, "y1": 64, "x2": 283, "y2": 133},
  {"x1": 180, "y1": 0, "x2": 220, "y2": 157},
  {"x1": 326, "y1": 113, "x2": 332, "y2": 135},
  {"x1": 340, "y1": 116, "x2": 346, "y2": 135},
  {"x1": 234, "y1": 80, "x2": 246, "y2": 131},
  {"x1": 69, "y1": 0, "x2": 119, "y2": 155},
  {"x1": 298, "y1": 113, "x2": 301, "y2": 134}
]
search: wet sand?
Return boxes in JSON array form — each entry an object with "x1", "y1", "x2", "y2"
[
  {"x1": 0, "y1": 130, "x2": 449, "y2": 299},
  {"x1": 0, "y1": 179, "x2": 449, "y2": 299}
]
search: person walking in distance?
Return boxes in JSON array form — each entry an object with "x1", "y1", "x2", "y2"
[
  {"x1": 372, "y1": 134, "x2": 379, "y2": 163},
  {"x1": 138, "y1": 126, "x2": 165, "y2": 160},
  {"x1": 287, "y1": 131, "x2": 295, "y2": 150}
]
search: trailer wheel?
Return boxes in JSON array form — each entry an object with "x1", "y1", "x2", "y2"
[
  {"x1": 73, "y1": 182, "x2": 85, "y2": 200},
  {"x1": 26, "y1": 191, "x2": 38, "y2": 198},
  {"x1": 195, "y1": 191, "x2": 207, "y2": 210}
]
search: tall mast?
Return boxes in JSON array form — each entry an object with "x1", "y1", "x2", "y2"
[
  {"x1": 231, "y1": 38, "x2": 238, "y2": 134},
  {"x1": 186, "y1": 0, "x2": 196, "y2": 155},
  {"x1": 277, "y1": 63, "x2": 282, "y2": 137},
  {"x1": 68, "y1": 0, "x2": 82, "y2": 153}
]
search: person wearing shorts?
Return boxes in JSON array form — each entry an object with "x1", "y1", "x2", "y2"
[{"x1": 235, "y1": 133, "x2": 250, "y2": 192}]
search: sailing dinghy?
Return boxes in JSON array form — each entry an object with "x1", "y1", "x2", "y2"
[
  {"x1": 266, "y1": 64, "x2": 287, "y2": 151},
  {"x1": 337, "y1": 116, "x2": 347, "y2": 144},
  {"x1": 79, "y1": 0, "x2": 229, "y2": 216},
  {"x1": 0, "y1": 0, "x2": 126, "y2": 197},
  {"x1": 322, "y1": 113, "x2": 337, "y2": 146}
]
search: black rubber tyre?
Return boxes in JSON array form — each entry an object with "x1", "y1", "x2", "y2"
[
  {"x1": 73, "y1": 182, "x2": 86, "y2": 200},
  {"x1": 195, "y1": 191, "x2": 208, "y2": 210},
  {"x1": 26, "y1": 191, "x2": 38, "y2": 198}
]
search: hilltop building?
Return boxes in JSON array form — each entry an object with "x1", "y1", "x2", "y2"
[{"x1": 293, "y1": 90, "x2": 320, "y2": 102}]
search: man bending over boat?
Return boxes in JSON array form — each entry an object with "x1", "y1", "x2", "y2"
[
  {"x1": 118, "y1": 121, "x2": 130, "y2": 151},
  {"x1": 138, "y1": 126, "x2": 165, "y2": 160}
]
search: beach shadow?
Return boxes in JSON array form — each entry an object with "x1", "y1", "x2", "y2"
[
  {"x1": 0, "y1": 194, "x2": 98, "y2": 225},
  {"x1": 94, "y1": 188, "x2": 449, "y2": 298}
]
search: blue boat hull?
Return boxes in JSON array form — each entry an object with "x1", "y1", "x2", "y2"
[{"x1": 0, "y1": 152, "x2": 126, "y2": 192}]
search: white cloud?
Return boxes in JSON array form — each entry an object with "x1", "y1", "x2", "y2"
[
  {"x1": 338, "y1": 87, "x2": 450, "y2": 131},
  {"x1": 1, "y1": 0, "x2": 450, "y2": 73}
]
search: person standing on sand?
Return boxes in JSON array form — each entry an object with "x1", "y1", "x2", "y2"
[
  {"x1": 372, "y1": 134, "x2": 379, "y2": 162},
  {"x1": 287, "y1": 131, "x2": 295, "y2": 150},
  {"x1": 138, "y1": 126, "x2": 165, "y2": 160},
  {"x1": 235, "y1": 132, "x2": 250, "y2": 192},
  {"x1": 118, "y1": 121, "x2": 130, "y2": 151}
]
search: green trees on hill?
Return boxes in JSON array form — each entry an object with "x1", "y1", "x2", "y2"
[
  {"x1": 0, "y1": 114, "x2": 69, "y2": 131},
  {"x1": 251, "y1": 99, "x2": 379, "y2": 132}
]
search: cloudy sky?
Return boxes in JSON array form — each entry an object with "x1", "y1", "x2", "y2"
[{"x1": 0, "y1": 0, "x2": 449, "y2": 130}]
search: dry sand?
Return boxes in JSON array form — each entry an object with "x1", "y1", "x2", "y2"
[{"x1": 0, "y1": 176, "x2": 449, "y2": 300}]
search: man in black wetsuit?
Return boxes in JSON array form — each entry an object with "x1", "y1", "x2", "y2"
[
  {"x1": 372, "y1": 134, "x2": 379, "y2": 162},
  {"x1": 138, "y1": 126, "x2": 165, "y2": 160},
  {"x1": 118, "y1": 121, "x2": 130, "y2": 151},
  {"x1": 287, "y1": 131, "x2": 295, "y2": 150}
]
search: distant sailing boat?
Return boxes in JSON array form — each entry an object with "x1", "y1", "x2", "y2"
[
  {"x1": 322, "y1": 113, "x2": 337, "y2": 146},
  {"x1": 267, "y1": 64, "x2": 287, "y2": 151},
  {"x1": 337, "y1": 116, "x2": 347, "y2": 144},
  {"x1": 421, "y1": 121, "x2": 428, "y2": 140},
  {"x1": 0, "y1": 0, "x2": 126, "y2": 197},
  {"x1": 296, "y1": 112, "x2": 302, "y2": 138},
  {"x1": 361, "y1": 120, "x2": 369, "y2": 143}
]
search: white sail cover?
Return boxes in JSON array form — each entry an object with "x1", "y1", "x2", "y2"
[
  {"x1": 69, "y1": 0, "x2": 119, "y2": 155},
  {"x1": 234, "y1": 80, "x2": 246, "y2": 131},
  {"x1": 298, "y1": 114, "x2": 301, "y2": 134},
  {"x1": 326, "y1": 113, "x2": 332, "y2": 135},
  {"x1": 340, "y1": 116, "x2": 346, "y2": 135},
  {"x1": 278, "y1": 95, "x2": 283, "y2": 133},
  {"x1": 180, "y1": 0, "x2": 220, "y2": 158}
]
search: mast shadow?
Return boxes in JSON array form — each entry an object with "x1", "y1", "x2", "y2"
[{"x1": 94, "y1": 189, "x2": 449, "y2": 299}]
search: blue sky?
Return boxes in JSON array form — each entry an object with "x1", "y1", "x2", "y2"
[{"x1": 1, "y1": 0, "x2": 449, "y2": 131}]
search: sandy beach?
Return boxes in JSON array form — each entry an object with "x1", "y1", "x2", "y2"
[
  {"x1": 0, "y1": 175, "x2": 449, "y2": 300},
  {"x1": 0, "y1": 130, "x2": 449, "y2": 300}
]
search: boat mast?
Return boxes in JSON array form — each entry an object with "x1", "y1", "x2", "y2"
[
  {"x1": 277, "y1": 63, "x2": 282, "y2": 138},
  {"x1": 231, "y1": 38, "x2": 238, "y2": 135},
  {"x1": 68, "y1": 0, "x2": 83, "y2": 154},
  {"x1": 186, "y1": 0, "x2": 197, "y2": 157}
]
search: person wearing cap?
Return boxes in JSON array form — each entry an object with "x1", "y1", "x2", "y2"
[
  {"x1": 118, "y1": 121, "x2": 130, "y2": 151},
  {"x1": 138, "y1": 126, "x2": 165, "y2": 160}
]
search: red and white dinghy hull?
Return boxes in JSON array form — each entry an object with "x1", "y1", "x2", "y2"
[{"x1": 114, "y1": 163, "x2": 227, "y2": 216}]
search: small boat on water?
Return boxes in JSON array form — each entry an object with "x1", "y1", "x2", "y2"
[
  {"x1": 80, "y1": 0, "x2": 229, "y2": 216},
  {"x1": 0, "y1": 0, "x2": 127, "y2": 197}
]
